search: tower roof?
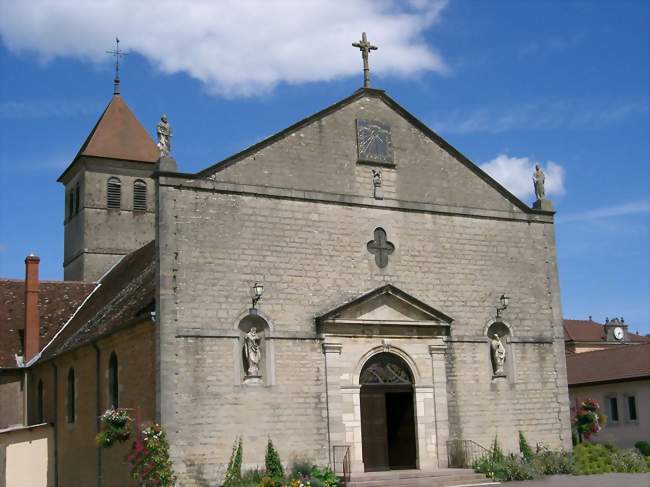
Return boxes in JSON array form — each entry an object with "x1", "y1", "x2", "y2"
[{"x1": 58, "y1": 94, "x2": 159, "y2": 182}]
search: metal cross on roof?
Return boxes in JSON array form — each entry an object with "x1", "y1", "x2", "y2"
[
  {"x1": 352, "y1": 32, "x2": 378, "y2": 88},
  {"x1": 367, "y1": 228, "x2": 394, "y2": 268},
  {"x1": 106, "y1": 37, "x2": 129, "y2": 95}
]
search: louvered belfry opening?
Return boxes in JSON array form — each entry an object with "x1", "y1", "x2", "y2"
[
  {"x1": 107, "y1": 177, "x2": 121, "y2": 209},
  {"x1": 133, "y1": 179, "x2": 147, "y2": 211}
]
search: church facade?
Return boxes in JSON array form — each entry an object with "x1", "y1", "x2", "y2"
[
  {"x1": 155, "y1": 87, "x2": 571, "y2": 482},
  {"x1": 1, "y1": 81, "x2": 572, "y2": 486}
]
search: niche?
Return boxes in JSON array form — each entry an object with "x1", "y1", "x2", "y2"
[{"x1": 237, "y1": 312, "x2": 273, "y2": 386}]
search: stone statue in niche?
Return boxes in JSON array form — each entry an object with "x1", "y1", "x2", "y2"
[
  {"x1": 244, "y1": 327, "x2": 262, "y2": 381},
  {"x1": 533, "y1": 164, "x2": 545, "y2": 200},
  {"x1": 490, "y1": 333, "x2": 507, "y2": 377},
  {"x1": 372, "y1": 169, "x2": 383, "y2": 200}
]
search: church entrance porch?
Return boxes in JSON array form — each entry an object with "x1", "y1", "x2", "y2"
[{"x1": 360, "y1": 353, "x2": 417, "y2": 471}]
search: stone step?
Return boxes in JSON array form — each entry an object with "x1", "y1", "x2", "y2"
[{"x1": 346, "y1": 469, "x2": 497, "y2": 487}]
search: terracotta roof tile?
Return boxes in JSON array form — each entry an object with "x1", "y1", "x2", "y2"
[
  {"x1": 0, "y1": 280, "x2": 95, "y2": 368},
  {"x1": 563, "y1": 319, "x2": 649, "y2": 343},
  {"x1": 38, "y1": 241, "x2": 155, "y2": 362},
  {"x1": 566, "y1": 343, "x2": 650, "y2": 385}
]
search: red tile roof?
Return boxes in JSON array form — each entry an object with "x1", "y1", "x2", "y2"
[
  {"x1": 567, "y1": 343, "x2": 650, "y2": 386},
  {"x1": 563, "y1": 319, "x2": 649, "y2": 343},
  {"x1": 0, "y1": 280, "x2": 95, "y2": 368},
  {"x1": 38, "y1": 241, "x2": 155, "y2": 362}
]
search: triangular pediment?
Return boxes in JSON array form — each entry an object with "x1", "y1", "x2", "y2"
[
  {"x1": 317, "y1": 285, "x2": 453, "y2": 331},
  {"x1": 198, "y1": 88, "x2": 535, "y2": 214}
]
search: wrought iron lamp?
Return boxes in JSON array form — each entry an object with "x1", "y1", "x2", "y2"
[
  {"x1": 251, "y1": 282, "x2": 264, "y2": 309},
  {"x1": 496, "y1": 293, "x2": 510, "y2": 318}
]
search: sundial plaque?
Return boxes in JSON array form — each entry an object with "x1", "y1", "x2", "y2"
[{"x1": 356, "y1": 119, "x2": 394, "y2": 166}]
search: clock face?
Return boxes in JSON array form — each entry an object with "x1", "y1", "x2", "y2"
[
  {"x1": 356, "y1": 119, "x2": 394, "y2": 165},
  {"x1": 614, "y1": 327, "x2": 624, "y2": 340}
]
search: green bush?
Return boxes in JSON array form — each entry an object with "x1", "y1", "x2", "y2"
[
  {"x1": 518, "y1": 431, "x2": 533, "y2": 461},
  {"x1": 611, "y1": 448, "x2": 648, "y2": 473},
  {"x1": 289, "y1": 458, "x2": 312, "y2": 479},
  {"x1": 473, "y1": 453, "x2": 541, "y2": 481},
  {"x1": 264, "y1": 438, "x2": 284, "y2": 480},
  {"x1": 573, "y1": 443, "x2": 614, "y2": 475},
  {"x1": 224, "y1": 438, "x2": 243, "y2": 486},
  {"x1": 532, "y1": 450, "x2": 574, "y2": 475},
  {"x1": 635, "y1": 441, "x2": 650, "y2": 456},
  {"x1": 309, "y1": 465, "x2": 339, "y2": 487}
]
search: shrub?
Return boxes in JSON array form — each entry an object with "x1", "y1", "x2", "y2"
[
  {"x1": 473, "y1": 453, "x2": 541, "y2": 481},
  {"x1": 573, "y1": 443, "x2": 614, "y2": 475},
  {"x1": 532, "y1": 450, "x2": 574, "y2": 475},
  {"x1": 611, "y1": 448, "x2": 648, "y2": 473},
  {"x1": 635, "y1": 441, "x2": 650, "y2": 457},
  {"x1": 290, "y1": 458, "x2": 313, "y2": 479},
  {"x1": 309, "y1": 465, "x2": 339, "y2": 487},
  {"x1": 572, "y1": 399, "x2": 606, "y2": 442},
  {"x1": 518, "y1": 431, "x2": 533, "y2": 461},
  {"x1": 265, "y1": 438, "x2": 284, "y2": 479},
  {"x1": 224, "y1": 438, "x2": 243, "y2": 486}
]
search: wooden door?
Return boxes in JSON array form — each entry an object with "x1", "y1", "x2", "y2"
[
  {"x1": 386, "y1": 391, "x2": 417, "y2": 469},
  {"x1": 360, "y1": 387, "x2": 389, "y2": 471}
]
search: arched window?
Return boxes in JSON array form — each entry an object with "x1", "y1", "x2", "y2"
[
  {"x1": 74, "y1": 181, "x2": 81, "y2": 214},
  {"x1": 68, "y1": 189, "x2": 75, "y2": 220},
  {"x1": 133, "y1": 180, "x2": 147, "y2": 211},
  {"x1": 67, "y1": 368, "x2": 76, "y2": 423},
  {"x1": 107, "y1": 177, "x2": 121, "y2": 209},
  {"x1": 108, "y1": 352, "x2": 119, "y2": 408},
  {"x1": 37, "y1": 379, "x2": 44, "y2": 423}
]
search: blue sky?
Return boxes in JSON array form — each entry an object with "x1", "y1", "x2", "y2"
[{"x1": 0, "y1": 1, "x2": 648, "y2": 333}]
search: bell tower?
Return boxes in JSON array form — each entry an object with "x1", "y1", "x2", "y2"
[{"x1": 58, "y1": 83, "x2": 160, "y2": 281}]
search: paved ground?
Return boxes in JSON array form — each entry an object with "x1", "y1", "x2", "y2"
[{"x1": 504, "y1": 473, "x2": 650, "y2": 487}]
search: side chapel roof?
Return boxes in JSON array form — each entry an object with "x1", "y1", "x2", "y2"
[
  {"x1": 57, "y1": 94, "x2": 159, "y2": 182},
  {"x1": 37, "y1": 241, "x2": 155, "y2": 362}
]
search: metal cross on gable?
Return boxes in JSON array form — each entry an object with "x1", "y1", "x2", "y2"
[
  {"x1": 106, "y1": 37, "x2": 129, "y2": 95},
  {"x1": 367, "y1": 228, "x2": 394, "y2": 268},
  {"x1": 352, "y1": 32, "x2": 378, "y2": 88}
]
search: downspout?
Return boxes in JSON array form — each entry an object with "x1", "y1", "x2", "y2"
[
  {"x1": 93, "y1": 343, "x2": 102, "y2": 487},
  {"x1": 23, "y1": 369, "x2": 29, "y2": 425},
  {"x1": 52, "y1": 362, "x2": 59, "y2": 487}
]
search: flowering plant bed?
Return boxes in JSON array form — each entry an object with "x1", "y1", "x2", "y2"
[
  {"x1": 96, "y1": 408, "x2": 133, "y2": 448},
  {"x1": 128, "y1": 423, "x2": 176, "y2": 487}
]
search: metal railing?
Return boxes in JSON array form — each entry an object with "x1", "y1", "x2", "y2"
[
  {"x1": 446, "y1": 439, "x2": 489, "y2": 468},
  {"x1": 332, "y1": 445, "x2": 351, "y2": 486}
]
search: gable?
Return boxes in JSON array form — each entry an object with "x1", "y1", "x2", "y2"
[
  {"x1": 200, "y1": 89, "x2": 531, "y2": 214},
  {"x1": 316, "y1": 285, "x2": 452, "y2": 337}
]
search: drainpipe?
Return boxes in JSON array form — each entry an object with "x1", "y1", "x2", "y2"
[
  {"x1": 93, "y1": 343, "x2": 102, "y2": 487},
  {"x1": 52, "y1": 362, "x2": 59, "y2": 487}
]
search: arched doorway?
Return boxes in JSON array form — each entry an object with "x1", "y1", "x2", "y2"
[{"x1": 359, "y1": 352, "x2": 417, "y2": 471}]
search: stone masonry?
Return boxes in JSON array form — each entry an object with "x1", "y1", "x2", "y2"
[{"x1": 156, "y1": 89, "x2": 571, "y2": 486}]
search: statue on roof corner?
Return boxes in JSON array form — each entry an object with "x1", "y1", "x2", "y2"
[
  {"x1": 533, "y1": 164, "x2": 545, "y2": 200},
  {"x1": 156, "y1": 114, "x2": 172, "y2": 157}
]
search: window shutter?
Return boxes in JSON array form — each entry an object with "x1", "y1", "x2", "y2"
[
  {"x1": 133, "y1": 180, "x2": 147, "y2": 211},
  {"x1": 107, "y1": 177, "x2": 121, "y2": 209}
]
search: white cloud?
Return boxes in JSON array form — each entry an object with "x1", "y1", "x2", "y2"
[
  {"x1": 479, "y1": 154, "x2": 565, "y2": 200},
  {"x1": 557, "y1": 201, "x2": 650, "y2": 224},
  {"x1": 0, "y1": 0, "x2": 449, "y2": 97}
]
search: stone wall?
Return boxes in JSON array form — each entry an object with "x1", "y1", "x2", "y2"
[{"x1": 157, "y1": 178, "x2": 570, "y2": 485}]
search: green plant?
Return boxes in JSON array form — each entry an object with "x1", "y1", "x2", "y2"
[
  {"x1": 290, "y1": 458, "x2": 313, "y2": 479},
  {"x1": 309, "y1": 465, "x2": 339, "y2": 487},
  {"x1": 532, "y1": 450, "x2": 574, "y2": 475},
  {"x1": 224, "y1": 438, "x2": 243, "y2": 486},
  {"x1": 611, "y1": 448, "x2": 648, "y2": 473},
  {"x1": 265, "y1": 438, "x2": 284, "y2": 479},
  {"x1": 518, "y1": 431, "x2": 533, "y2": 461},
  {"x1": 95, "y1": 408, "x2": 132, "y2": 448},
  {"x1": 573, "y1": 443, "x2": 614, "y2": 475},
  {"x1": 572, "y1": 399, "x2": 606, "y2": 442},
  {"x1": 127, "y1": 423, "x2": 176, "y2": 486},
  {"x1": 635, "y1": 441, "x2": 650, "y2": 456},
  {"x1": 256, "y1": 476, "x2": 276, "y2": 487}
]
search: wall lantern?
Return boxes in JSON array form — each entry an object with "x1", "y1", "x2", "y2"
[
  {"x1": 496, "y1": 293, "x2": 510, "y2": 318},
  {"x1": 251, "y1": 282, "x2": 264, "y2": 309}
]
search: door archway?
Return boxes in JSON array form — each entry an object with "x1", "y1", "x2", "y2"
[{"x1": 359, "y1": 352, "x2": 417, "y2": 471}]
